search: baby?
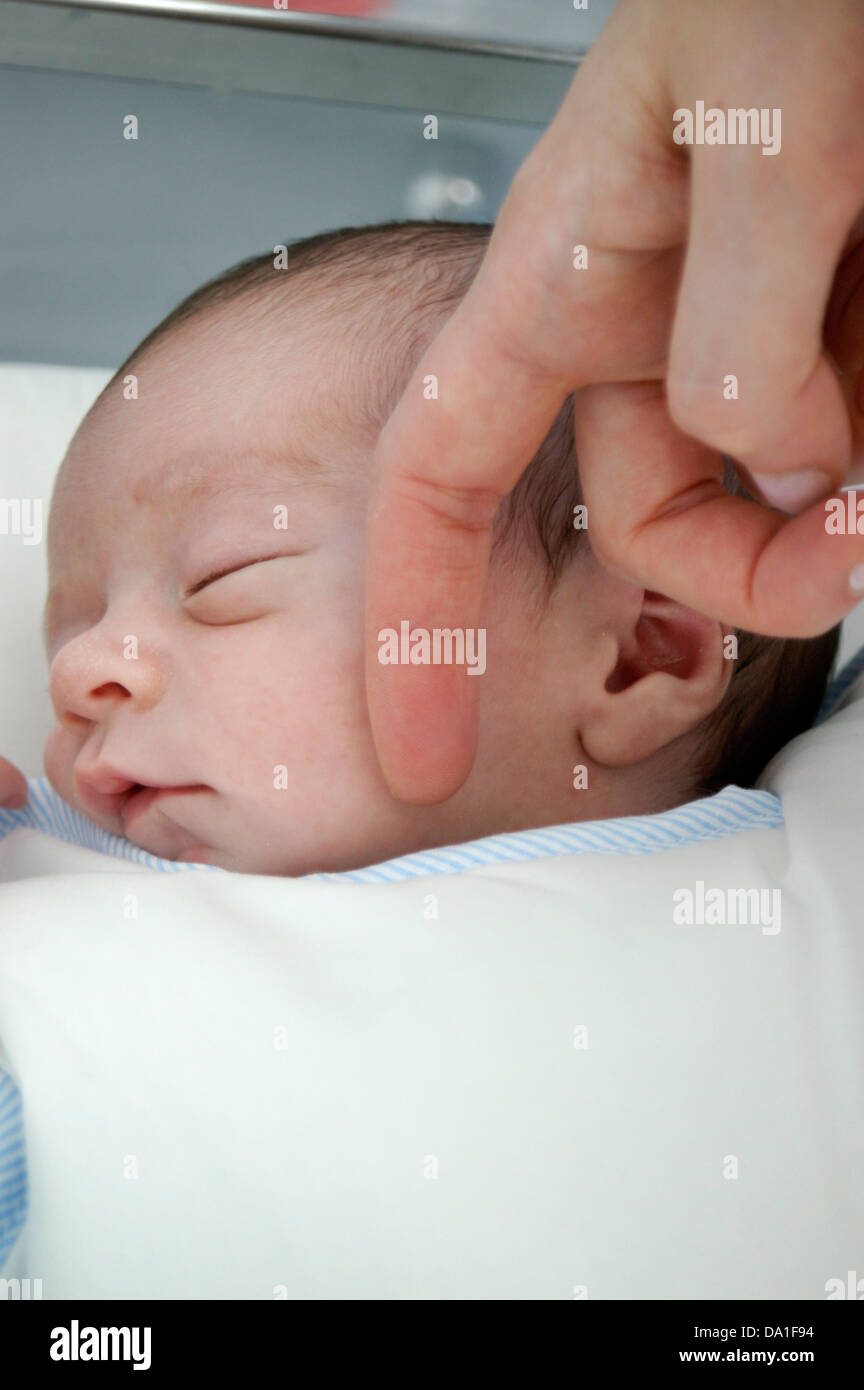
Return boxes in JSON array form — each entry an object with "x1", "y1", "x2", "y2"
[{"x1": 1, "y1": 221, "x2": 840, "y2": 875}]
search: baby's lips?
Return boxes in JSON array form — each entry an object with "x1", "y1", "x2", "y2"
[
  {"x1": 74, "y1": 763, "x2": 141, "y2": 825},
  {"x1": 74, "y1": 761, "x2": 212, "y2": 832},
  {"x1": 76, "y1": 764, "x2": 138, "y2": 797}
]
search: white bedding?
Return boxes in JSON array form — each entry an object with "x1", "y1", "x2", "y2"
[
  {"x1": 0, "y1": 678, "x2": 863, "y2": 1299},
  {"x1": 1, "y1": 361, "x2": 863, "y2": 1299}
]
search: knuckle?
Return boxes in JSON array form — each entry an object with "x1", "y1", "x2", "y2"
[
  {"x1": 666, "y1": 377, "x2": 759, "y2": 455},
  {"x1": 393, "y1": 471, "x2": 503, "y2": 536}
]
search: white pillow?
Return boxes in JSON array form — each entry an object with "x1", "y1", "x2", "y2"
[{"x1": 0, "y1": 363, "x2": 112, "y2": 776}]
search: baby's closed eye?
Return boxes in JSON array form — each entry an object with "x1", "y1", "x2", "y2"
[{"x1": 184, "y1": 553, "x2": 308, "y2": 625}]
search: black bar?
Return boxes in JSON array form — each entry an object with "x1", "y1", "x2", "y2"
[{"x1": 4, "y1": 1298, "x2": 861, "y2": 1375}]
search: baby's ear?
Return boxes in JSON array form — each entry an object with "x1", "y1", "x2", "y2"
[{"x1": 581, "y1": 592, "x2": 733, "y2": 767}]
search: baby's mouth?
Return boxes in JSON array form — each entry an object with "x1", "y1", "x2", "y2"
[
  {"x1": 120, "y1": 783, "x2": 210, "y2": 833},
  {"x1": 74, "y1": 764, "x2": 210, "y2": 834}
]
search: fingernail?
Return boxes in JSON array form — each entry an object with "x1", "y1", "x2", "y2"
[
  {"x1": 849, "y1": 564, "x2": 864, "y2": 594},
  {"x1": 750, "y1": 469, "x2": 832, "y2": 514}
]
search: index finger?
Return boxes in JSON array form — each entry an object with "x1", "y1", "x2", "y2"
[{"x1": 364, "y1": 296, "x2": 568, "y2": 804}]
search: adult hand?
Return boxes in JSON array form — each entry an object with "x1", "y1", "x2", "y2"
[
  {"x1": 366, "y1": 0, "x2": 864, "y2": 802},
  {"x1": 0, "y1": 756, "x2": 27, "y2": 810}
]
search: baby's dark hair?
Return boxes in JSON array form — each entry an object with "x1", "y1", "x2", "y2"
[{"x1": 112, "y1": 220, "x2": 840, "y2": 796}]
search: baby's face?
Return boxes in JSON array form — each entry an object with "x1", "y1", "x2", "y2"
[{"x1": 41, "y1": 306, "x2": 565, "y2": 874}]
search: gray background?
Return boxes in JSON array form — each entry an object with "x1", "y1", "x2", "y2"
[{"x1": 0, "y1": 0, "x2": 619, "y2": 368}]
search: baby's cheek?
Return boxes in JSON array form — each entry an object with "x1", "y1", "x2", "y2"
[{"x1": 195, "y1": 611, "x2": 369, "y2": 781}]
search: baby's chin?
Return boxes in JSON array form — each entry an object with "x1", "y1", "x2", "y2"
[
  {"x1": 121, "y1": 808, "x2": 238, "y2": 870},
  {"x1": 172, "y1": 844, "x2": 228, "y2": 868},
  {"x1": 44, "y1": 746, "x2": 405, "y2": 877},
  {"x1": 141, "y1": 823, "x2": 312, "y2": 876},
  {"x1": 170, "y1": 842, "x2": 310, "y2": 876}
]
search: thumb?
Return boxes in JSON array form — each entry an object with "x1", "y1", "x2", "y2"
[{"x1": 667, "y1": 138, "x2": 864, "y2": 509}]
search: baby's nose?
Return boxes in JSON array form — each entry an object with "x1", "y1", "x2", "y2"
[{"x1": 49, "y1": 626, "x2": 164, "y2": 726}]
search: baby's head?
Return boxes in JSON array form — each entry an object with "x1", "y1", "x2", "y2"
[{"x1": 42, "y1": 222, "x2": 839, "y2": 875}]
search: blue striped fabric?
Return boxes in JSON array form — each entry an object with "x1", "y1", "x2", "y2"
[
  {"x1": 0, "y1": 778, "x2": 784, "y2": 884},
  {"x1": 0, "y1": 1070, "x2": 26, "y2": 1272},
  {"x1": 0, "y1": 777, "x2": 217, "y2": 873},
  {"x1": 321, "y1": 784, "x2": 784, "y2": 883},
  {"x1": 817, "y1": 642, "x2": 864, "y2": 723}
]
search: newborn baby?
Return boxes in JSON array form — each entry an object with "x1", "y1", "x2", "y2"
[{"x1": 7, "y1": 221, "x2": 841, "y2": 875}]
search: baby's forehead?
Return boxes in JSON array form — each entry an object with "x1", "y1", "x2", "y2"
[
  {"x1": 47, "y1": 284, "x2": 419, "y2": 565},
  {"x1": 48, "y1": 439, "x2": 347, "y2": 577},
  {"x1": 54, "y1": 325, "x2": 373, "y2": 498}
]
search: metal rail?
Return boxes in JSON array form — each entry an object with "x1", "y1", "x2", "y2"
[
  {"x1": 0, "y1": 0, "x2": 580, "y2": 123},
  {"x1": 7, "y1": 0, "x2": 588, "y2": 64}
]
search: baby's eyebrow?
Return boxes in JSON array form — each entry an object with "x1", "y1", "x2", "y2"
[
  {"x1": 42, "y1": 449, "x2": 333, "y2": 647},
  {"x1": 140, "y1": 448, "x2": 329, "y2": 507}
]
